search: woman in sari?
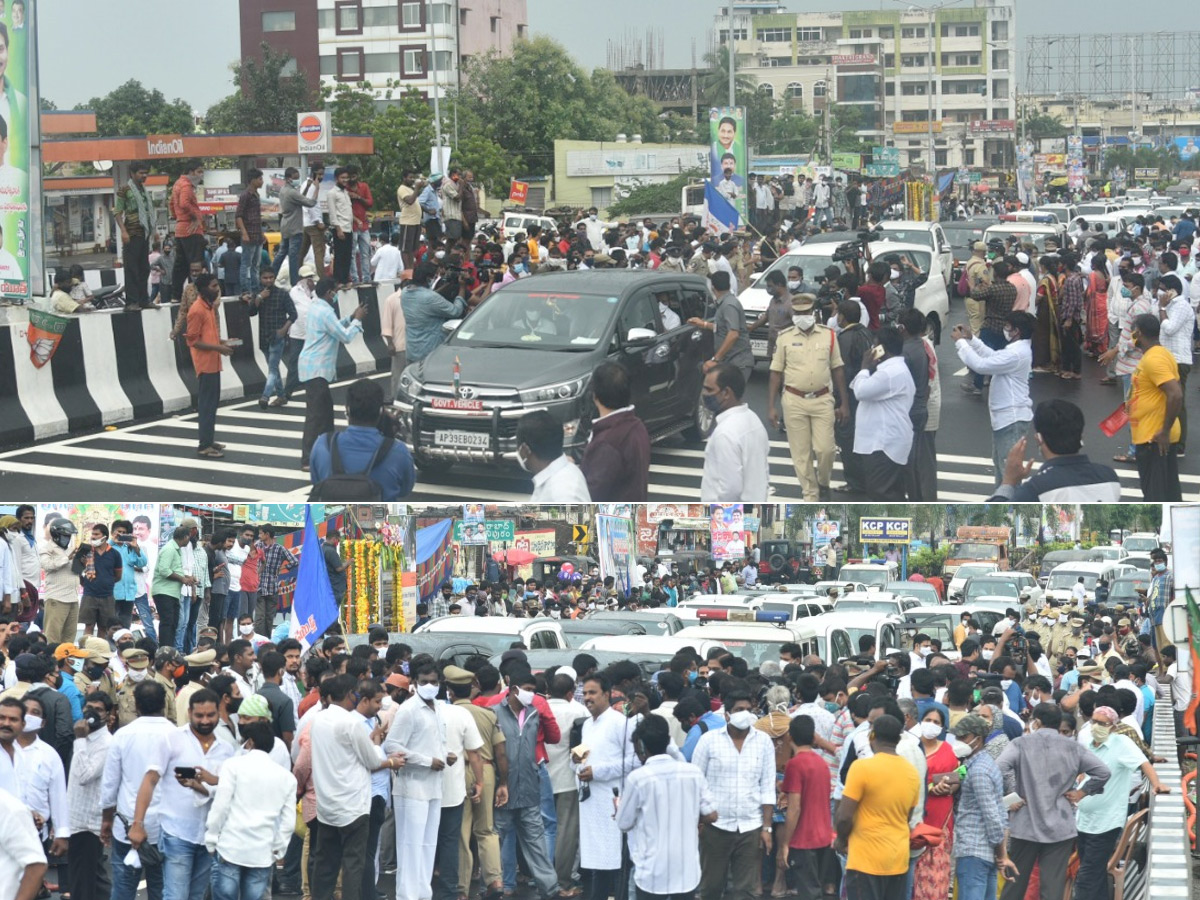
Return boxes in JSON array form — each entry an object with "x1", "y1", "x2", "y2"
[
  {"x1": 912, "y1": 707, "x2": 960, "y2": 900},
  {"x1": 1032, "y1": 255, "x2": 1062, "y2": 372},
  {"x1": 1085, "y1": 252, "x2": 1110, "y2": 356}
]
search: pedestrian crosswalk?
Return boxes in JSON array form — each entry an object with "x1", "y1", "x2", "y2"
[{"x1": 1, "y1": 372, "x2": 1197, "y2": 502}]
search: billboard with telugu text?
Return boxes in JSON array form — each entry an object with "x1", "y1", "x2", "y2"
[{"x1": 0, "y1": 0, "x2": 35, "y2": 299}]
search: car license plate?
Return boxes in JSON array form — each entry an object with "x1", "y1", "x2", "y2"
[
  {"x1": 434, "y1": 430, "x2": 490, "y2": 449},
  {"x1": 751, "y1": 338, "x2": 768, "y2": 356}
]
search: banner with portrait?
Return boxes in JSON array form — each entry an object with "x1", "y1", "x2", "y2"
[
  {"x1": 36, "y1": 503, "x2": 162, "y2": 597},
  {"x1": 596, "y1": 515, "x2": 635, "y2": 599},
  {"x1": 710, "y1": 503, "x2": 747, "y2": 562},
  {"x1": 0, "y1": 0, "x2": 33, "y2": 299},
  {"x1": 709, "y1": 107, "x2": 748, "y2": 224}
]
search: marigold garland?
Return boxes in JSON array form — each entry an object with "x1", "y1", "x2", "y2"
[{"x1": 342, "y1": 530, "x2": 408, "y2": 634}]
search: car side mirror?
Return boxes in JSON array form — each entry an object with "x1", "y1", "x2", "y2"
[
  {"x1": 442, "y1": 318, "x2": 462, "y2": 334},
  {"x1": 626, "y1": 327, "x2": 656, "y2": 344}
]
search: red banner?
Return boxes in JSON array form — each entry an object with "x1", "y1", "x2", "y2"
[{"x1": 509, "y1": 180, "x2": 529, "y2": 203}]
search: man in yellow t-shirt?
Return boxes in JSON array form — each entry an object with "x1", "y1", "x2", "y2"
[
  {"x1": 835, "y1": 714, "x2": 920, "y2": 900},
  {"x1": 395, "y1": 169, "x2": 426, "y2": 270},
  {"x1": 1127, "y1": 312, "x2": 1183, "y2": 501}
]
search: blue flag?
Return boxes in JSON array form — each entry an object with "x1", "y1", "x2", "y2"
[
  {"x1": 289, "y1": 506, "x2": 339, "y2": 651},
  {"x1": 703, "y1": 180, "x2": 741, "y2": 234}
]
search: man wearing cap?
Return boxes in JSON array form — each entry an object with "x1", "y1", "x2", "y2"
[
  {"x1": 445, "y1": 665, "x2": 508, "y2": 900},
  {"x1": 767, "y1": 293, "x2": 848, "y2": 501},
  {"x1": 432, "y1": 668, "x2": 485, "y2": 900},
  {"x1": 115, "y1": 649, "x2": 153, "y2": 728},
  {"x1": 153, "y1": 647, "x2": 183, "y2": 726},
  {"x1": 175, "y1": 648, "x2": 216, "y2": 717},
  {"x1": 76, "y1": 637, "x2": 118, "y2": 702},
  {"x1": 40, "y1": 518, "x2": 82, "y2": 644},
  {"x1": 964, "y1": 241, "x2": 993, "y2": 337},
  {"x1": 285, "y1": 263, "x2": 318, "y2": 402},
  {"x1": 54, "y1": 644, "x2": 89, "y2": 720}
]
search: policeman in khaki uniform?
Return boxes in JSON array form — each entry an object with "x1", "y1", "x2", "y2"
[
  {"x1": 444, "y1": 665, "x2": 509, "y2": 900},
  {"x1": 174, "y1": 647, "x2": 217, "y2": 719},
  {"x1": 76, "y1": 636, "x2": 119, "y2": 702},
  {"x1": 115, "y1": 648, "x2": 152, "y2": 727},
  {"x1": 766, "y1": 293, "x2": 850, "y2": 501},
  {"x1": 152, "y1": 646, "x2": 183, "y2": 724}
]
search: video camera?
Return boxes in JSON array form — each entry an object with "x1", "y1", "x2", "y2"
[{"x1": 830, "y1": 230, "x2": 880, "y2": 264}]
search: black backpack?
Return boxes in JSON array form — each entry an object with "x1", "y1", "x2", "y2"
[{"x1": 308, "y1": 430, "x2": 394, "y2": 501}]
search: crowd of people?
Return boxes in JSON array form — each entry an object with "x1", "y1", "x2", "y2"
[{"x1": 0, "y1": 526, "x2": 1184, "y2": 900}]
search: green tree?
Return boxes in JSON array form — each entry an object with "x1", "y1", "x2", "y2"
[
  {"x1": 83, "y1": 80, "x2": 196, "y2": 138},
  {"x1": 204, "y1": 45, "x2": 314, "y2": 136},
  {"x1": 1018, "y1": 110, "x2": 1068, "y2": 141},
  {"x1": 448, "y1": 99, "x2": 523, "y2": 205},
  {"x1": 606, "y1": 170, "x2": 705, "y2": 217},
  {"x1": 1102, "y1": 145, "x2": 1180, "y2": 179}
]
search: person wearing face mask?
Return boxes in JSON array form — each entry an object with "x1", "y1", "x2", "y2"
[
  {"x1": 517, "y1": 410, "x2": 592, "y2": 504},
  {"x1": 699, "y1": 361, "x2": 771, "y2": 502},
  {"x1": 12, "y1": 692, "x2": 70, "y2": 877},
  {"x1": 53, "y1": 645, "x2": 89, "y2": 721},
  {"x1": 766, "y1": 293, "x2": 849, "y2": 502},
  {"x1": 911, "y1": 706, "x2": 959, "y2": 900},
  {"x1": 1099, "y1": 270, "x2": 1155, "y2": 463},
  {"x1": 850, "y1": 326, "x2": 915, "y2": 501},
  {"x1": 384, "y1": 663, "x2": 450, "y2": 900},
  {"x1": 21, "y1": 654, "x2": 74, "y2": 767},
  {"x1": 1072, "y1": 705, "x2": 1169, "y2": 900},
  {"x1": 66, "y1": 691, "x2": 114, "y2": 900},
  {"x1": 578, "y1": 361, "x2": 650, "y2": 503},
  {"x1": 993, "y1": 703, "x2": 1111, "y2": 900},
  {"x1": 988, "y1": 398, "x2": 1122, "y2": 502},
  {"x1": 948, "y1": 715, "x2": 1017, "y2": 900},
  {"x1": 1126, "y1": 311, "x2": 1183, "y2": 500},
  {"x1": 1031, "y1": 254, "x2": 1062, "y2": 373},
  {"x1": 960, "y1": 257, "x2": 1019, "y2": 396},
  {"x1": 114, "y1": 648, "x2": 155, "y2": 727},
  {"x1": 184, "y1": 272, "x2": 238, "y2": 460},
  {"x1": 1152, "y1": 272, "x2": 1193, "y2": 454},
  {"x1": 748, "y1": 270, "x2": 797, "y2": 364},
  {"x1": 39, "y1": 517, "x2": 81, "y2": 644}
]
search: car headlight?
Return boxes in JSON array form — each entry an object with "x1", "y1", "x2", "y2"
[
  {"x1": 519, "y1": 375, "x2": 590, "y2": 404},
  {"x1": 398, "y1": 370, "x2": 422, "y2": 399},
  {"x1": 562, "y1": 418, "x2": 582, "y2": 439}
]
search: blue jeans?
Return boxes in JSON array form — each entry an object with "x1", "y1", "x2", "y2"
[
  {"x1": 111, "y1": 837, "x2": 163, "y2": 900},
  {"x1": 241, "y1": 240, "x2": 263, "y2": 292},
  {"x1": 175, "y1": 595, "x2": 192, "y2": 650},
  {"x1": 353, "y1": 231, "x2": 371, "y2": 282},
  {"x1": 274, "y1": 233, "x2": 305, "y2": 285},
  {"x1": 134, "y1": 594, "x2": 157, "y2": 642},
  {"x1": 538, "y1": 762, "x2": 557, "y2": 861},
  {"x1": 955, "y1": 856, "x2": 997, "y2": 900},
  {"x1": 263, "y1": 335, "x2": 287, "y2": 400},
  {"x1": 161, "y1": 831, "x2": 211, "y2": 900},
  {"x1": 992, "y1": 419, "x2": 1030, "y2": 485},
  {"x1": 209, "y1": 854, "x2": 272, "y2": 900}
]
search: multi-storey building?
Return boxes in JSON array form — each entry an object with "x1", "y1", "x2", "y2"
[
  {"x1": 240, "y1": 0, "x2": 529, "y2": 101},
  {"x1": 713, "y1": 0, "x2": 1016, "y2": 170}
]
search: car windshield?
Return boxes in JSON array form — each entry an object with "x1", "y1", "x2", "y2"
[
  {"x1": 1122, "y1": 537, "x2": 1158, "y2": 553},
  {"x1": 758, "y1": 248, "x2": 931, "y2": 285},
  {"x1": 845, "y1": 568, "x2": 891, "y2": 587},
  {"x1": 955, "y1": 564, "x2": 997, "y2": 580},
  {"x1": 899, "y1": 584, "x2": 940, "y2": 605},
  {"x1": 1077, "y1": 204, "x2": 1110, "y2": 216},
  {"x1": 1047, "y1": 569, "x2": 1099, "y2": 590},
  {"x1": 835, "y1": 600, "x2": 897, "y2": 615},
  {"x1": 985, "y1": 228, "x2": 1058, "y2": 250},
  {"x1": 1092, "y1": 547, "x2": 1124, "y2": 560},
  {"x1": 951, "y1": 543, "x2": 1003, "y2": 561},
  {"x1": 875, "y1": 228, "x2": 935, "y2": 248},
  {"x1": 452, "y1": 289, "x2": 616, "y2": 350},
  {"x1": 1109, "y1": 578, "x2": 1148, "y2": 602},
  {"x1": 426, "y1": 630, "x2": 527, "y2": 655},
  {"x1": 715, "y1": 637, "x2": 822, "y2": 666},
  {"x1": 964, "y1": 580, "x2": 1019, "y2": 601}
]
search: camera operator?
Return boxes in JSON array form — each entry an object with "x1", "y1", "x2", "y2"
[{"x1": 880, "y1": 253, "x2": 928, "y2": 327}]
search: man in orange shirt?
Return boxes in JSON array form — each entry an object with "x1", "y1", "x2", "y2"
[
  {"x1": 1127, "y1": 312, "x2": 1183, "y2": 501},
  {"x1": 170, "y1": 161, "x2": 207, "y2": 302},
  {"x1": 186, "y1": 273, "x2": 235, "y2": 459}
]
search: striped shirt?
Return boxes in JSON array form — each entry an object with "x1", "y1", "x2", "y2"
[
  {"x1": 256, "y1": 541, "x2": 297, "y2": 596},
  {"x1": 1159, "y1": 294, "x2": 1195, "y2": 366},
  {"x1": 616, "y1": 755, "x2": 715, "y2": 895},
  {"x1": 298, "y1": 300, "x2": 363, "y2": 383},
  {"x1": 952, "y1": 747, "x2": 1006, "y2": 862}
]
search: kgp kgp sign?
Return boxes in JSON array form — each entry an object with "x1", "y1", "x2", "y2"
[{"x1": 297, "y1": 111, "x2": 332, "y2": 156}]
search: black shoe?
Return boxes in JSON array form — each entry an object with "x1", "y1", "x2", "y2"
[
  {"x1": 258, "y1": 397, "x2": 269, "y2": 409},
  {"x1": 274, "y1": 884, "x2": 302, "y2": 896},
  {"x1": 819, "y1": 487, "x2": 832, "y2": 502}
]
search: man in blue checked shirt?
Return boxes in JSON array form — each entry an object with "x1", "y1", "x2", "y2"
[{"x1": 298, "y1": 277, "x2": 368, "y2": 469}]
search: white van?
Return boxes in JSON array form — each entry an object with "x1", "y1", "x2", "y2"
[
  {"x1": 838, "y1": 561, "x2": 899, "y2": 589},
  {"x1": 674, "y1": 620, "x2": 854, "y2": 666},
  {"x1": 1044, "y1": 560, "x2": 1140, "y2": 604}
]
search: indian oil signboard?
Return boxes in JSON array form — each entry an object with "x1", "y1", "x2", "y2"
[{"x1": 297, "y1": 111, "x2": 331, "y2": 156}]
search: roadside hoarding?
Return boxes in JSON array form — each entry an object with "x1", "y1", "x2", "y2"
[
  {"x1": 859, "y1": 517, "x2": 913, "y2": 544},
  {"x1": 711, "y1": 503, "x2": 747, "y2": 562},
  {"x1": 708, "y1": 106, "x2": 748, "y2": 223},
  {"x1": 1, "y1": 0, "x2": 37, "y2": 300},
  {"x1": 453, "y1": 519, "x2": 515, "y2": 544},
  {"x1": 597, "y1": 515, "x2": 635, "y2": 598}
]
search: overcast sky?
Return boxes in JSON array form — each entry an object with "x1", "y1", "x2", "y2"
[{"x1": 40, "y1": 0, "x2": 1108, "y2": 113}]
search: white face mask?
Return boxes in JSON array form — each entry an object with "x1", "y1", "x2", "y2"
[
  {"x1": 1132, "y1": 256, "x2": 1142, "y2": 265},
  {"x1": 952, "y1": 738, "x2": 975, "y2": 759},
  {"x1": 1003, "y1": 328, "x2": 1017, "y2": 342},
  {"x1": 890, "y1": 268, "x2": 901, "y2": 280},
  {"x1": 919, "y1": 646, "x2": 933, "y2": 657},
  {"x1": 1058, "y1": 615, "x2": 1068, "y2": 624},
  {"x1": 415, "y1": 683, "x2": 439, "y2": 701},
  {"x1": 728, "y1": 709, "x2": 758, "y2": 731},
  {"x1": 793, "y1": 314, "x2": 816, "y2": 331},
  {"x1": 90, "y1": 538, "x2": 103, "y2": 547},
  {"x1": 1000, "y1": 678, "x2": 1013, "y2": 690},
  {"x1": 516, "y1": 447, "x2": 531, "y2": 473},
  {"x1": 787, "y1": 280, "x2": 801, "y2": 291},
  {"x1": 919, "y1": 721, "x2": 941, "y2": 740},
  {"x1": 516, "y1": 688, "x2": 535, "y2": 707},
  {"x1": 981, "y1": 649, "x2": 994, "y2": 661},
  {"x1": 23, "y1": 714, "x2": 43, "y2": 733},
  {"x1": 127, "y1": 668, "x2": 147, "y2": 683}
]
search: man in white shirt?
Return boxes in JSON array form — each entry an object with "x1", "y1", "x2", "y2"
[
  {"x1": 286, "y1": 264, "x2": 317, "y2": 401},
  {"x1": 204, "y1": 721, "x2": 298, "y2": 900},
  {"x1": 1156, "y1": 273, "x2": 1194, "y2": 452},
  {"x1": 127, "y1": 688, "x2": 234, "y2": 900},
  {"x1": 311, "y1": 674, "x2": 404, "y2": 900},
  {"x1": 547, "y1": 670, "x2": 588, "y2": 893},
  {"x1": 384, "y1": 663, "x2": 449, "y2": 900},
  {"x1": 0, "y1": 785, "x2": 47, "y2": 900},
  {"x1": 67, "y1": 692, "x2": 113, "y2": 900},
  {"x1": 700, "y1": 363, "x2": 770, "y2": 502},
  {"x1": 617, "y1": 715, "x2": 717, "y2": 900},
  {"x1": 14, "y1": 693, "x2": 70, "y2": 861},
  {"x1": 850, "y1": 328, "x2": 915, "y2": 501},
  {"x1": 691, "y1": 683, "x2": 777, "y2": 900},
  {"x1": 100, "y1": 680, "x2": 178, "y2": 900},
  {"x1": 371, "y1": 233, "x2": 404, "y2": 283},
  {"x1": 517, "y1": 410, "x2": 592, "y2": 503},
  {"x1": 953, "y1": 311, "x2": 1035, "y2": 487},
  {"x1": 435, "y1": 677, "x2": 485, "y2": 900}
]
